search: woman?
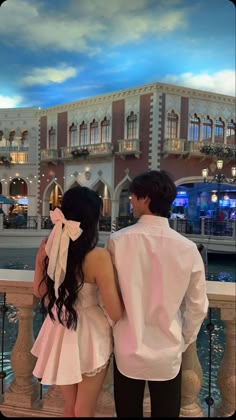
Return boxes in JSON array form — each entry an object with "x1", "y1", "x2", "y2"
[{"x1": 31, "y1": 186, "x2": 123, "y2": 417}]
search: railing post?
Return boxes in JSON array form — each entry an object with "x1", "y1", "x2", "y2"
[
  {"x1": 232, "y1": 220, "x2": 236, "y2": 239},
  {"x1": 215, "y1": 315, "x2": 236, "y2": 417},
  {"x1": 37, "y1": 214, "x2": 41, "y2": 231},
  {"x1": 200, "y1": 217, "x2": 205, "y2": 236},
  {"x1": 172, "y1": 218, "x2": 177, "y2": 232},
  {"x1": 3, "y1": 293, "x2": 40, "y2": 408},
  {"x1": 0, "y1": 214, "x2": 3, "y2": 230},
  {"x1": 180, "y1": 341, "x2": 204, "y2": 417}
]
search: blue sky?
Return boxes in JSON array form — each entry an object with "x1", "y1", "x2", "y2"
[{"x1": 0, "y1": 0, "x2": 235, "y2": 108}]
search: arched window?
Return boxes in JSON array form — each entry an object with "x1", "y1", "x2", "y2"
[
  {"x1": 127, "y1": 112, "x2": 137, "y2": 139},
  {"x1": 10, "y1": 178, "x2": 27, "y2": 197},
  {"x1": 48, "y1": 127, "x2": 56, "y2": 149},
  {"x1": 214, "y1": 118, "x2": 224, "y2": 144},
  {"x1": 79, "y1": 121, "x2": 88, "y2": 146},
  {"x1": 8, "y1": 130, "x2": 15, "y2": 145},
  {"x1": 101, "y1": 117, "x2": 110, "y2": 143},
  {"x1": 166, "y1": 110, "x2": 178, "y2": 138},
  {"x1": 69, "y1": 123, "x2": 78, "y2": 147},
  {"x1": 202, "y1": 116, "x2": 213, "y2": 142},
  {"x1": 226, "y1": 120, "x2": 235, "y2": 145},
  {"x1": 90, "y1": 119, "x2": 99, "y2": 144},
  {"x1": 189, "y1": 114, "x2": 200, "y2": 141}
]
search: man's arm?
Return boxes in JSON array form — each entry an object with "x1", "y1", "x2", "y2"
[{"x1": 182, "y1": 248, "x2": 209, "y2": 351}]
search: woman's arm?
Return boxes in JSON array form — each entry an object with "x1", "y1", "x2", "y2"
[
  {"x1": 94, "y1": 248, "x2": 123, "y2": 322},
  {"x1": 33, "y1": 239, "x2": 47, "y2": 298}
]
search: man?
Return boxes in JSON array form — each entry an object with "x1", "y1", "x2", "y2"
[{"x1": 106, "y1": 170, "x2": 208, "y2": 418}]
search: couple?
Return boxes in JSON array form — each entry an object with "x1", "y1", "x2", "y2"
[{"x1": 31, "y1": 170, "x2": 208, "y2": 418}]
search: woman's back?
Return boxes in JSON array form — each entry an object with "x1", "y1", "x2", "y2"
[{"x1": 81, "y1": 246, "x2": 122, "y2": 322}]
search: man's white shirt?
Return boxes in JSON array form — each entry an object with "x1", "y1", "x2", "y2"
[{"x1": 107, "y1": 215, "x2": 209, "y2": 380}]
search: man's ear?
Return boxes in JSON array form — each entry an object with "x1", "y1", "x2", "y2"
[{"x1": 143, "y1": 196, "x2": 151, "y2": 205}]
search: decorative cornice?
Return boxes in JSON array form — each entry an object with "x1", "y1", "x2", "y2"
[{"x1": 36, "y1": 82, "x2": 235, "y2": 117}]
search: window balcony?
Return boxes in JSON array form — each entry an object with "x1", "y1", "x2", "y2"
[
  {"x1": 60, "y1": 142, "x2": 113, "y2": 160},
  {"x1": 185, "y1": 140, "x2": 206, "y2": 155},
  {"x1": 162, "y1": 138, "x2": 187, "y2": 157},
  {"x1": 0, "y1": 146, "x2": 28, "y2": 153},
  {"x1": 10, "y1": 152, "x2": 28, "y2": 164},
  {"x1": 116, "y1": 139, "x2": 141, "y2": 158},
  {"x1": 40, "y1": 149, "x2": 60, "y2": 161},
  {"x1": 88, "y1": 142, "x2": 113, "y2": 157},
  {"x1": 185, "y1": 142, "x2": 236, "y2": 159}
]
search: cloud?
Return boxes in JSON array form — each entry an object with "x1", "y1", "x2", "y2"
[
  {"x1": 22, "y1": 66, "x2": 78, "y2": 86},
  {"x1": 0, "y1": 0, "x2": 188, "y2": 53},
  {"x1": 0, "y1": 95, "x2": 23, "y2": 108},
  {"x1": 162, "y1": 70, "x2": 235, "y2": 96}
]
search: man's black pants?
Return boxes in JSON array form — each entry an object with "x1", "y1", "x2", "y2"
[{"x1": 113, "y1": 357, "x2": 182, "y2": 418}]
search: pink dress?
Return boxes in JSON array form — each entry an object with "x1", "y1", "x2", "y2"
[{"x1": 31, "y1": 283, "x2": 112, "y2": 385}]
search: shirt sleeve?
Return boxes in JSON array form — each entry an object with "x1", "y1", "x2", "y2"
[{"x1": 181, "y1": 247, "x2": 209, "y2": 351}]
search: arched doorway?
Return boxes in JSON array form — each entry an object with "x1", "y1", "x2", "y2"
[
  {"x1": 93, "y1": 180, "x2": 111, "y2": 217},
  {"x1": 92, "y1": 180, "x2": 111, "y2": 231},
  {"x1": 9, "y1": 177, "x2": 28, "y2": 215},
  {"x1": 49, "y1": 182, "x2": 63, "y2": 210},
  {"x1": 119, "y1": 182, "x2": 132, "y2": 217},
  {"x1": 43, "y1": 181, "x2": 63, "y2": 216}
]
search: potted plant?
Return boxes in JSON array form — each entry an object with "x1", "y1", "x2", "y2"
[
  {"x1": 71, "y1": 148, "x2": 89, "y2": 158},
  {"x1": 0, "y1": 155, "x2": 12, "y2": 167}
]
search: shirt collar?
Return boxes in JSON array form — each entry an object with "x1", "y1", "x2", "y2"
[{"x1": 138, "y1": 215, "x2": 170, "y2": 227}]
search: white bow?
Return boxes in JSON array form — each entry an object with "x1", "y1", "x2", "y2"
[{"x1": 45, "y1": 208, "x2": 83, "y2": 298}]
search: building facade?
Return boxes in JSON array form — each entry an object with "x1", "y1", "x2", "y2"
[
  {"x1": 0, "y1": 107, "x2": 39, "y2": 217},
  {"x1": 0, "y1": 82, "x2": 235, "y2": 223}
]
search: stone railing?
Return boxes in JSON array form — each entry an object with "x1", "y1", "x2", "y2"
[
  {"x1": 116, "y1": 138, "x2": 141, "y2": 158},
  {"x1": 163, "y1": 138, "x2": 186, "y2": 155},
  {"x1": 60, "y1": 143, "x2": 113, "y2": 160},
  {"x1": 40, "y1": 149, "x2": 59, "y2": 161},
  {"x1": 0, "y1": 271, "x2": 235, "y2": 417}
]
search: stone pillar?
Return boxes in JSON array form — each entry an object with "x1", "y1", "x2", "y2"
[
  {"x1": 42, "y1": 385, "x2": 64, "y2": 414},
  {"x1": 215, "y1": 317, "x2": 236, "y2": 417},
  {"x1": 96, "y1": 361, "x2": 115, "y2": 417},
  {"x1": 180, "y1": 341, "x2": 203, "y2": 417},
  {"x1": 3, "y1": 294, "x2": 40, "y2": 408}
]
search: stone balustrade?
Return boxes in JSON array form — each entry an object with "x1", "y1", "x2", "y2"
[{"x1": 0, "y1": 270, "x2": 235, "y2": 418}]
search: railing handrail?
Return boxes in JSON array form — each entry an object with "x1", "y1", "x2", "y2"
[{"x1": 0, "y1": 271, "x2": 235, "y2": 302}]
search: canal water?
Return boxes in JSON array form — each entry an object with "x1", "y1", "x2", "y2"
[{"x1": 0, "y1": 248, "x2": 235, "y2": 416}]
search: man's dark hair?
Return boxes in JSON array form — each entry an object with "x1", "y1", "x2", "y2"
[{"x1": 129, "y1": 170, "x2": 176, "y2": 217}]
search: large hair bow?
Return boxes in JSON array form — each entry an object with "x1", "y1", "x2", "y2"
[{"x1": 45, "y1": 207, "x2": 83, "y2": 297}]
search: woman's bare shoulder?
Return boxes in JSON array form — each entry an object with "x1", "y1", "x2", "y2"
[{"x1": 87, "y1": 247, "x2": 110, "y2": 261}]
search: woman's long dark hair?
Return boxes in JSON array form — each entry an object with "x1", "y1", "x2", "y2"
[{"x1": 39, "y1": 186, "x2": 102, "y2": 330}]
